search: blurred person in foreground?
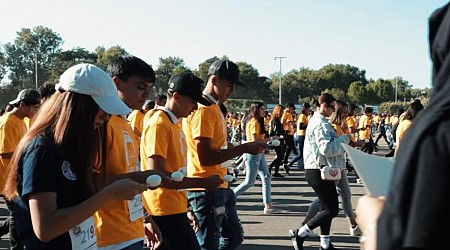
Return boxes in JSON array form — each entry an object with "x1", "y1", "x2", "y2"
[{"x1": 356, "y1": 3, "x2": 450, "y2": 249}]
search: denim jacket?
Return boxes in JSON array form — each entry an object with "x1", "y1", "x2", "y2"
[{"x1": 303, "y1": 113, "x2": 350, "y2": 170}]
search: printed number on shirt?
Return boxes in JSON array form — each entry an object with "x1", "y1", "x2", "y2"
[
  {"x1": 69, "y1": 216, "x2": 98, "y2": 250},
  {"x1": 128, "y1": 194, "x2": 144, "y2": 222}
]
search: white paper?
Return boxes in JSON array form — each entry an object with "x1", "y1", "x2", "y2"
[{"x1": 341, "y1": 143, "x2": 395, "y2": 197}]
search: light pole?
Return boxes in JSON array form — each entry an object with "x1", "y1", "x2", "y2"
[
  {"x1": 274, "y1": 56, "x2": 286, "y2": 105},
  {"x1": 35, "y1": 53, "x2": 38, "y2": 90},
  {"x1": 394, "y1": 77, "x2": 398, "y2": 102}
]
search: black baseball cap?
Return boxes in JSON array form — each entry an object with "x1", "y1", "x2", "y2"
[
  {"x1": 9, "y1": 89, "x2": 41, "y2": 105},
  {"x1": 168, "y1": 72, "x2": 211, "y2": 106},
  {"x1": 208, "y1": 59, "x2": 245, "y2": 86}
]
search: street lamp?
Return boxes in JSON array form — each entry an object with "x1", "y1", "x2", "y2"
[
  {"x1": 274, "y1": 56, "x2": 286, "y2": 105},
  {"x1": 394, "y1": 77, "x2": 398, "y2": 102},
  {"x1": 35, "y1": 53, "x2": 38, "y2": 90}
]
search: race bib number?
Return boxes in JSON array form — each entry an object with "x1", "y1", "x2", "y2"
[
  {"x1": 69, "y1": 216, "x2": 97, "y2": 250},
  {"x1": 128, "y1": 194, "x2": 144, "y2": 222}
]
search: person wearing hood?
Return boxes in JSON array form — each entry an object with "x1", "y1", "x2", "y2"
[{"x1": 356, "y1": 3, "x2": 450, "y2": 249}]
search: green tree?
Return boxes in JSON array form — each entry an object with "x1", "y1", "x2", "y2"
[
  {"x1": 232, "y1": 62, "x2": 273, "y2": 102},
  {"x1": 367, "y1": 78, "x2": 395, "y2": 103},
  {"x1": 2, "y1": 26, "x2": 63, "y2": 89},
  {"x1": 347, "y1": 81, "x2": 370, "y2": 105},
  {"x1": 154, "y1": 56, "x2": 190, "y2": 94},
  {"x1": 323, "y1": 88, "x2": 346, "y2": 102},
  {"x1": 195, "y1": 56, "x2": 221, "y2": 82},
  {"x1": 49, "y1": 47, "x2": 97, "y2": 83},
  {"x1": 312, "y1": 64, "x2": 368, "y2": 93},
  {"x1": 95, "y1": 45, "x2": 128, "y2": 70}
]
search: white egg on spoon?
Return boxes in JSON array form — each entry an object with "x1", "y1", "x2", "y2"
[
  {"x1": 146, "y1": 175, "x2": 162, "y2": 187},
  {"x1": 223, "y1": 175, "x2": 235, "y2": 182},
  {"x1": 171, "y1": 171, "x2": 184, "y2": 182}
]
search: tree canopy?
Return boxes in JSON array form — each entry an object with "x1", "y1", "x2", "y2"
[{"x1": 0, "y1": 25, "x2": 430, "y2": 111}]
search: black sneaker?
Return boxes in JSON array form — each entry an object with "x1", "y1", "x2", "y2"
[
  {"x1": 284, "y1": 164, "x2": 291, "y2": 175},
  {"x1": 320, "y1": 243, "x2": 338, "y2": 250},
  {"x1": 289, "y1": 229, "x2": 304, "y2": 250},
  {"x1": 272, "y1": 173, "x2": 284, "y2": 178}
]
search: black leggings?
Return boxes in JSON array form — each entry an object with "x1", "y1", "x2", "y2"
[
  {"x1": 269, "y1": 143, "x2": 285, "y2": 173},
  {"x1": 304, "y1": 169, "x2": 339, "y2": 235}
]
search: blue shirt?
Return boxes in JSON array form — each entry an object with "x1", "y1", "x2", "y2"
[{"x1": 15, "y1": 136, "x2": 92, "y2": 249}]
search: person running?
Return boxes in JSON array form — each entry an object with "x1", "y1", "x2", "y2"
[
  {"x1": 3, "y1": 63, "x2": 149, "y2": 249},
  {"x1": 289, "y1": 93, "x2": 350, "y2": 250},
  {"x1": 0, "y1": 88, "x2": 41, "y2": 249},
  {"x1": 288, "y1": 103, "x2": 311, "y2": 170},
  {"x1": 233, "y1": 102, "x2": 275, "y2": 214},
  {"x1": 268, "y1": 104, "x2": 286, "y2": 177},
  {"x1": 183, "y1": 59, "x2": 267, "y2": 250},
  {"x1": 141, "y1": 72, "x2": 223, "y2": 250}
]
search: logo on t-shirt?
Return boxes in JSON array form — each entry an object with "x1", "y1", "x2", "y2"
[{"x1": 62, "y1": 161, "x2": 77, "y2": 180}]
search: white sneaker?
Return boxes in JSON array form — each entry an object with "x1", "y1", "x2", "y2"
[
  {"x1": 356, "y1": 178, "x2": 363, "y2": 184},
  {"x1": 350, "y1": 225, "x2": 362, "y2": 236},
  {"x1": 305, "y1": 229, "x2": 319, "y2": 238}
]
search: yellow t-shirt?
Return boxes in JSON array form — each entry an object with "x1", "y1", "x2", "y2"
[
  {"x1": 0, "y1": 112, "x2": 27, "y2": 193},
  {"x1": 127, "y1": 109, "x2": 145, "y2": 138},
  {"x1": 141, "y1": 109, "x2": 187, "y2": 216},
  {"x1": 358, "y1": 115, "x2": 371, "y2": 140},
  {"x1": 391, "y1": 116, "x2": 399, "y2": 126},
  {"x1": 396, "y1": 119, "x2": 412, "y2": 146},
  {"x1": 94, "y1": 115, "x2": 144, "y2": 247},
  {"x1": 183, "y1": 103, "x2": 228, "y2": 189},
  {"x1": 345, "y1": 116, "x2": 357, "y2": 141},
  {"x1": 332, "y1": 124, "x2": 344, "y2": 137},
  {"x1": 281, "y1": 111, "x2": 294, "y2": 135},
  {"x1": 246, "y1": 118, "x2": 264, "y2": 141},
  {"x1": 373, "y1": 115, "x2": 380, "y2": 124},
  {"x1": 296, "y1": 114, "x2": 308, "y2": 136}
]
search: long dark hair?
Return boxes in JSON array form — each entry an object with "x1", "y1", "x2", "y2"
[
  {"x1": 4, "y1": 91, "x2": 101, "y2": 199},
  {"x1": 249, "y1": 102, "x2": 267, "y2": 135},
  {"x1": 403, "y1": 101, "x2": 424, "y2": 121}
]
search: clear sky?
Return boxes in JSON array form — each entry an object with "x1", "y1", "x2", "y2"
[{"x1": 1, "y1": 0, "x2": 448, "y2": 89}]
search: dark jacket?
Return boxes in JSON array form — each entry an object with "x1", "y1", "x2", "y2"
[{"x1": 377, "y1": 3, "x2": 450, "y2": 249}]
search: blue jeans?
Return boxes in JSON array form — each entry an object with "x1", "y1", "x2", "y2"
[
  {"x1": 233, "y1": 153, "x2": 271, "y2": 204},
  {"x1": 289, "y1": 135, "x2": 305, "y2": 169},
  {"x1": 188, "y1": 188, "x2": 244, "y2": 250}
]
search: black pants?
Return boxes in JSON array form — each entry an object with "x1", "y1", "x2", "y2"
[
  {"x1": 304, "y1": 169, "x2": 339, "y2": 235},
  {"x1": 283, "y1": 134, "x2": 297, "y2": 163},
  {"x1": 1, "y1": 198, "x2": 23, "y2": 250},
  {"x1": 361, "y1": 138, "x2": 374, "y2": 154},
  {"x1": 269, "y1": 142, "x2": 285, "y2": 174},
  {"x1": 152, "y1": 213, "x2": 201, "y2": 250},
  {"x1": 375, "y1": 131, "x2": 389, "y2": 145}
]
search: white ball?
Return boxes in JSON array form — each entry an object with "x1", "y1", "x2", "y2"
[
  {"x1": 146, "y1": 175, "x2": 162, "y2": 187},
  {"x1": 223, "y1": 175, "x2": 234, "y2": 182},
  {"x1": 171, "y1": 171, "x2": 184, "y2": 182},
  {"x1": 364, "y1": 139, "x2": 370, "y2": 143},
  {"x1": 279, "y1": 135, "x2": 284, "y2": 139},
  {"x1": 271, "y1": 139, "x2": 281, "y2": 147}
]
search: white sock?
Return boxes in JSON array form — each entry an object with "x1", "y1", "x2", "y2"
[
  {"x1": 297, "y1": 224, "x2": 311, "y2": 237},
  {"x1": 320, "y1": 235, "x2": 330, "y2": 249}
]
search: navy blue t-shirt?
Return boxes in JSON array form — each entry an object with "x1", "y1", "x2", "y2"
[{"x1": 14, "y1": 136, "x2": 92, "y2": 249}]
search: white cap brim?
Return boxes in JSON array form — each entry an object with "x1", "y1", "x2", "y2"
[{"x1": 93, "y1": 95, "x2": 131, "y2": 115}]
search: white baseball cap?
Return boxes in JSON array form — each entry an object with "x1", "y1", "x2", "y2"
[{"x1": 55, "y1": 63, "x2": 131, "y2": 115}]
